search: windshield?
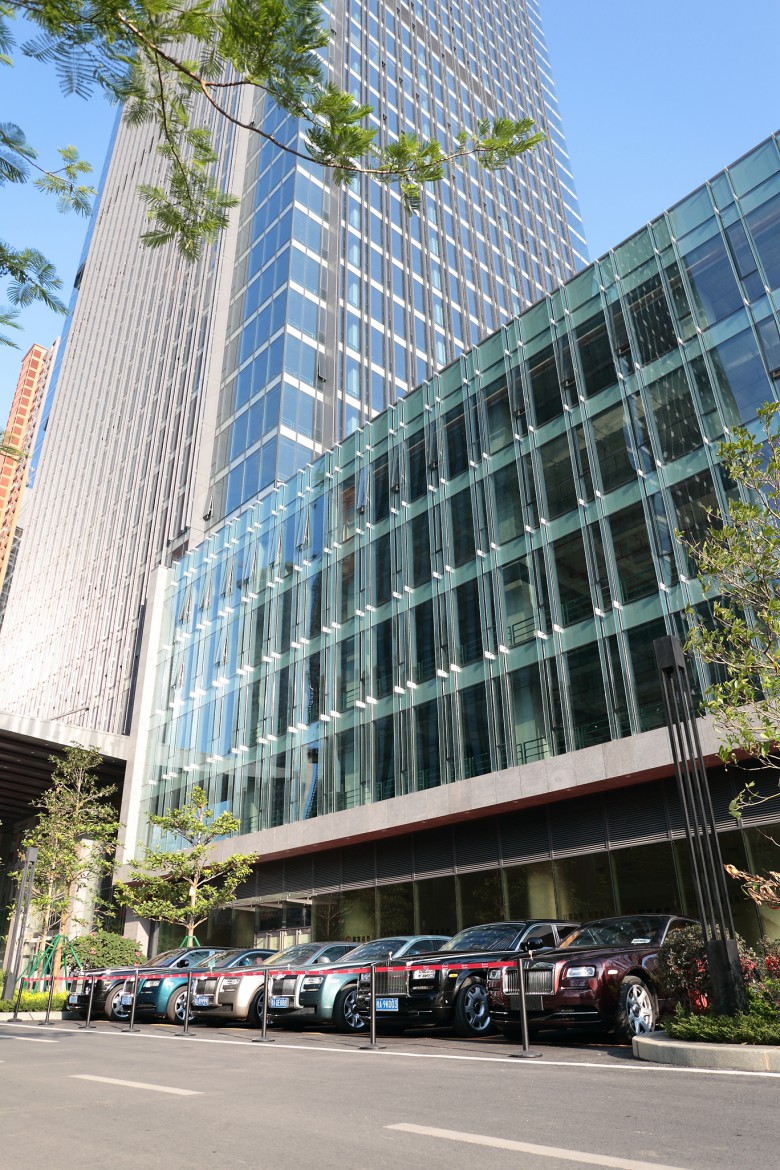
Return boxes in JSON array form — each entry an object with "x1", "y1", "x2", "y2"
[
  {"x1": 205, "y1": 950, "x2": 241, "y2": 969},
  {"x1": 268, "y1": 944, "x2": 322, "y2": 967},
  {"x1": 341, "y1": 939, "x2": 407, "y2": 963},
  {"x1": 152, "y1": 949, "x2": 186, "y2": 967},
  {"x1": 560, "y1": 917, "x2": 667, "y2": 950},
  {"x1": 440, "y1": 925, "x2": 526, "y2": 953}
]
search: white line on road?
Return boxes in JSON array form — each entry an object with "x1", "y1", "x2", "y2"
[
  {"x1": 386, "y1": 1123, "x2": 694, "y2": 1170},
  {"x1": 70, "y1": 1075, "x2": 201, "y2": 1096},
  {"x1": 0, "y1": 1034, "x2": 58, "y2": 1043},
  {"x1": 9, "y1": 1023, "x2": 779, "y2": 1080}
]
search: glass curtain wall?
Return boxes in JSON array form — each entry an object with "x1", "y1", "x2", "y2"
[{"x1": 142, "y1": 136, "x2": 780, "y2": 844}]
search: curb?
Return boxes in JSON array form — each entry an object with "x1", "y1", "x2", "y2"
[{"x1": 633, "y1": 1030, "x2": 780, "y2": 1072}]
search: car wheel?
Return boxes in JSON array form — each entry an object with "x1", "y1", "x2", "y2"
[
  {"x1": 453, "y1": 978, "x2": 492, "y2": 1037},
  {"x1": 250, "y1": 988, "x2": 267, "y2": 1027},
  {"x1": 332, "y1": 985, "x2": 367, "y2": 1033},
  {"x1": 614, "y1": 976, "x2": 657, "y2": 1042},
  {"x1": 104, "y1": 986, "x2": 131, "y2": 1022},
  {"x1": 165, "y1": 988, "x2": 194, "y2": 1024}
]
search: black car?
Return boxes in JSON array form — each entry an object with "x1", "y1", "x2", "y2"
[
  {"x1": 354, "y1": 920, "x2": 577, "y2": 1037},
  {"x1": 66, "y1": 946, "x2": 226, "y2": 1019}
]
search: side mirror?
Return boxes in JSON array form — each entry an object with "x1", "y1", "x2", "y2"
[{"x1": 525, "y1": 937, "x2": 548, "y2": 950}]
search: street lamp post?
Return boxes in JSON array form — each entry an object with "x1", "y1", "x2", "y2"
[{"x1": 654, "y1": 635, "x2": 745, "y2": 1015}]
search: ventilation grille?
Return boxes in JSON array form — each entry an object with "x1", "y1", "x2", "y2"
[
  {"x1": 500, "y1": 807, "x2": 550, "y2": 862},
  {"x1": 453, "y1": 819, "x2": 500, "y2": 869}
]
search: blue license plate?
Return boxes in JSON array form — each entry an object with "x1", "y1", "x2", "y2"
[
  {"x1": 376, "y1": 997, "x2": 398, "y2": 1011},
  {"x1": 270, "y1": 996, "x2": 290, "y2": 1009}
]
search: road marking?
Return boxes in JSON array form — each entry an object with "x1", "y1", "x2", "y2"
[
  {"x1": 70, "y1": 1075, "x2": 201, "y2": 1096},
  {"x1": 386, "y1": 1124, "x2": 693, "y2": 1170},
  {"x1": 0, "y1": 1034, "x2": 58, "y2": 1043},
  {"x1": 10, "y1": 1023, "x2": 779, "y2": 1081}
]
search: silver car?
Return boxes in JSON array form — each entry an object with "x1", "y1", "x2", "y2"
[
  {"x1": 269, "y1": 935, "x2": 450, "y2": 1034},
  {"x1": 191, "y1": 941, "x2": 355, "y2": 1025}
]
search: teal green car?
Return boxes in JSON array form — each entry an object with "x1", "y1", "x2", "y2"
[{"x1": 267, "y1": 935, "x2": 450, "y2": 1034}]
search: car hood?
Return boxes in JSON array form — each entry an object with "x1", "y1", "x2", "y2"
[
  {"x1": 528, "y1": 943, "x2": 655, "y2": 965},
  {"x1": 404, "y1": 948, "x2": 523, "y2": 967}
]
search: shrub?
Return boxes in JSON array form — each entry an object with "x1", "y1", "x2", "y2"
[
  {"x1": 656, "y1": 925, "x2": 764, "y2": 1011},
  {"x1": 666, "y1": 990, "x2": 780, "y2": 1045},
  {"x1": 69, "y1": 931, "x2": 146, "y2": 971},
  {"x1": 0, "y1": 992, "x2": 68, "y2": 1012}
]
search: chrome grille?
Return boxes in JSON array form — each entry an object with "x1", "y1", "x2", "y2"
[
  {"x1": 196, "y1": 977, "x2": 217, "y2": 995},
  {"x1": 271, "y1": 975, "x2": 296, "y2": 996},
  {"x1": 502, "y1": 967, "x2": 519, "y2": 994},
  {"x1": 374, "y1": 968, "x2": 407, "y2": 996},
  {"x1": 526, "y1": 966, "x2": 554, "y2": 995}
]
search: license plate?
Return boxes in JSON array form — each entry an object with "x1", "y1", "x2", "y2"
[
  {"x1": 270, "y1": 996, "x2": 290, "y2": 1009},
  {"x1": 193, "y1": 995, "x2": 210, "y2": 1007},
  {"x1": 376, "y1": 997, "x2": 398, "y2": 1011},
  {"x1": 120, "y1": 994, "x2": 134, "y2": 1006},
  {"x1": 68, "y1": 994, "x2": 79, "y2": 1004}
]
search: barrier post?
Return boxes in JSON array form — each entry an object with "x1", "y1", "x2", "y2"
[
  {"x1": 80, "y1": 973, "x2": 97, "y2": 1030},
  {"x1": 359, "y1": 962, "x2": 385, "y2": 1051},
  {"x1": 509, "y1": 956, "x2": 542, "y2": 1060},
  {"x1": 122, "y1": 969, "x2": 142, "y2": 1033},
  {"x1": 38, "y1": 973, "x2": 57, "y2": 1027},
  {"x1": 177, "y1": 971, "x2": 194, "y2": 1037},
  {"x1": 252, "y1": 969, "x2": 275, "y2": 1044}
]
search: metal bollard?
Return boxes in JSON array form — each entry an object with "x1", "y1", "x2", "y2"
[
  {"x1": 38, "y1": 973, "x2": 56, "y2": 1026},
  {"x1": 122, "y1": 969, "x2": 142, "y2": 1033},
  {"x1": 509, "y1": 955, "x2": 542, "y2": 1060},
  {"x1": 80, "y1": 973, "x2": 97, "y2": 1030},
  {"x1": 177, "y1": 971, "x2": 194, "y2": 1037},
  {"x1": 359, "y1": 962, "x2": 385, "y2": 1051},
  {"x1": 252, "y1": 969, "x2": 275, "y2": 1043}
]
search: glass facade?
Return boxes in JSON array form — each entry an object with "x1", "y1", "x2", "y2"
[
  {"x1": 143, "y1": 137, "x2": 780, "y2": 867},
  {"x1": 207, "y1": 0, "x2": 586, "y2": 525}
]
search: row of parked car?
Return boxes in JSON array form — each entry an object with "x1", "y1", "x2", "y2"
[{"x1": 67, "y1": 913, "x2": 696, "y2": 1043}]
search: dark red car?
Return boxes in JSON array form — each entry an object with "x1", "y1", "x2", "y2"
[{"x1": 487, "y1": 913, "x2": 697, "y2": 1043}]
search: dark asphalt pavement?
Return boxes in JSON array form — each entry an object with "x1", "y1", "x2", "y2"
[{"x1": 1, "y1": 1018, "x2": 776, "y2": 1170}]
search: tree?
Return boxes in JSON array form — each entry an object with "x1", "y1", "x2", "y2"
[
  {"x1": 1, "y1": 0, "x2": 543, "y2": 329},
  {"x1": 684, "y1": 401, "x2": 780, "y2": 909},
  {"x1": 19, "y1": 742, "x2": 119, "y2": 977},
  {"x1": 114, "y1": 786, "x2": 256, "y2": 945}
]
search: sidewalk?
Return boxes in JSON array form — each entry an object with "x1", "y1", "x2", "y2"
[
  {"x1": 0, "y1": 1010, "x2": 68, "y2": 1021},
  {"x1": 633, "y1": 1030, "x2": 780, "y2": 1072}
]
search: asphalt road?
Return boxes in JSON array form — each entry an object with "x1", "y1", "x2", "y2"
[{"x1": 1, "y1": 1018, "x2": 777, "y2": 1170}]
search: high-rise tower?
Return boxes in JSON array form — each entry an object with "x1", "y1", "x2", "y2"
[{"x1": 0, "y1": 0, "x2": 585, "y2": 736}]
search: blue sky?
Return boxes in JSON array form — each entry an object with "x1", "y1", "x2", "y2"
[{"x1": 1, "y1": 1, "x2": 779, "y2": 421}]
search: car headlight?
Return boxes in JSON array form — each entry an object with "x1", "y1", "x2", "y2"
[
  {"x1": 358, "y1": 971, "x2": 370, "y2": 984},
  {"x1": 412, "y1": 968, "x2": 437, "y2": 979},
  {"x1": 302, "y1": 976, "x2": 324, "y2": 989},
  {"x1": 487, "y1": 969, "x2": 503, "y2": 982},
  {"x1": 144, "y1": 980, "x2": 161, "y2": 988},
  {"x1": 221, "y1": 978, "x2": 240, "y2": 989},
  {"x1": 565, "y1": 966, "x2": 596, "y2": 978}
]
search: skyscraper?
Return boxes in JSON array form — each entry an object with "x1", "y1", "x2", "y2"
[{"x1": 0, "y1": 0, "x2": 585, "y2": 736}]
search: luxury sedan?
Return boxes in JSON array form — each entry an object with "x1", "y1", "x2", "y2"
[
  {"x1": 487, "y1": 913, "x2": 697, "y2": 1042},
  {"x1": 119, "y1": 947, "x2": 275, "y2": 1023},
  {"x1": 268, "y1": 935, "x2": 450, "y2": 1033},
  {"x1": 190, "y1": 941, "x2": 355, "y2": 1025},
  {"x1": 355, "y1": 920, "x2": 577, "y2": 1037}
]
